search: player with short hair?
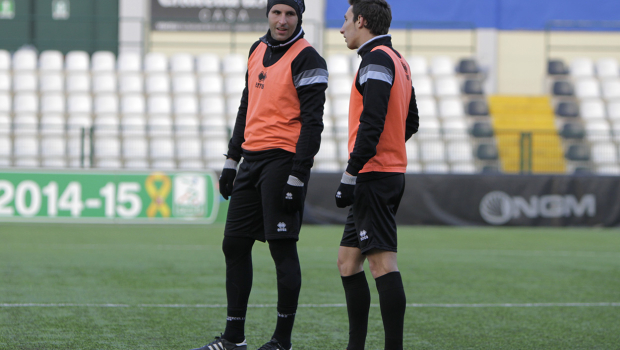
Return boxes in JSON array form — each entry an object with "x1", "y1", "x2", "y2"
[
  {"x1": 190, "y1": 1, "x2": 328, "y2": 349},
  {"x1": 334, "y1": 0, "x2": 419, "y2": 349}
]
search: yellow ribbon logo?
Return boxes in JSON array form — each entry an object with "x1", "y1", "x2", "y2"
[{"x1": 145, "y1": 172, "x2": 172, "y2": 218}]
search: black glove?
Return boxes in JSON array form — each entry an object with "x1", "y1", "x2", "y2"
[
  {"x1": 283, "y1": 175, "x2": 305, "y2": 213},
  {"x1": 219, "y1": 159, "x2": 238, "y2": 200},
  {"x1": 335, "y1": 172, "x2": 357, "y2": 208}
]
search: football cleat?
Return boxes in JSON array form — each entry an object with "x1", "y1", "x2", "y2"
[
  {"x1": 256, "y1": 338, "x2": 291, "y2": 350},
  {"x1": 191, "y1": 335, "x2": 247, "y2": 350}
]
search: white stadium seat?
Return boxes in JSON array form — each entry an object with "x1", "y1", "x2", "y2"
[
  {"x1": 0, "y1": 135, "x2": 12, "y2": 159},
  {"x1": 67, "y1": 115, "x2": 92, "y2": 134},
  {"x1": 13, "y1": 114, "x2": 38, "y2": 135},
  {"x1": 148, "y1": 116, "x2": 173, "y2": 136},
  {"x1": 439, "y1": 98, "x2": 465, "y2": 119},
  {"x1": 447, "y1": 141, "x2": 474, "y2": 162},
  {"x1": 203, "y1": 138, "x2": 228, "y2": 160},
  {"x1": 201, "y1": 96, "x2": 226, "y2": 116},
  {"x1": 91, "y1": 51, "x2": 116, "y2": 72},
  {"x1": 121, "y1": 94, "x2": 146, "y2": 114},
  {"x1": 39, "y1": 50, "x2": 64, "y2": 71},
  {"x1": 40, "y1": 93, "x2": 65, "y2": 113},
  {"x1": 327, "y1": 55, "x2": 351, "y2": 76},
  {"x1": 40, "y1": 114, "x2": 65, "y2": 135},
  {"x1": 14, "y1": 93, "x2": 38, "y2": 113},
  {"x1": 174, "y1": 95, "x2": 199, "y2": 115},
  {"x1": 570, "y1": 58, "x2": 595, "y2": 78},
  {"x1": 67, "y1": 94, "x2": 92, "y2": 114},
  {"x1": 315, "y1": 139, "x2": 337, "y2": 162},
  {"x1": 95, "y1": 137, "x2": 121, "y2": 158},
  {"x1": 591, "y1": 142, "x2": 617, "y2": 164},
  {"x1": 39, "y1": 73, "x2": 64, "y2": 92},
  {"x1": 574, "y1": 78, "x2": 600, "y2": 99},
  {"x1": 608, "y1": 101, "x2": 620, "y2": 121},
  {"x1": 580, "y1": 99, "x2": 606, "y2": 120},
  {"x1": 328, "y1": 76, "x2": 353, "y2": 97},
  {"x1": 12, "y1": 73, "x2": 37, "y2": 92},
  {"x1": 145, "y1": 74, "x2": 170, "y2": 94},
  {"x1": 0, "y1": 50, "x2": 10, "y2": 70},
  {"x1": 150, "y1": 137, "x2": 175, "y2": 159},
  {"x1": 199, "y1": 74, "x2": 224, "y2": 95},
  {"x1": 602, "y1": 79, "x2": 620, "y2": 100},
  {"x1": 66, "y1": 73, "x2": 91, "y2": 93},
  {"x1": 67, "y1": 137, "x2": 91, "y2": 158},
  {"x1": 408, "y1": 56, "x2": 428, "y2": 76},
  {"x1": 417, "y1": 118, "x2": 441, "y2": 140},
  {"x1": 423, "y1": 162, "x2": 449, "y2": 174},
  {"x1": 434, "y1": 76, "x2": 460, "y2": 97},
  {"x1": 226, "y1": 95, "x2": 242, "y2": 117},
  {"x1": 124, "y1": 159, "x2": 149, "y2": 169},
  {"x1": 405, "y1": 140, "x2": 419, "y2": 161},
  {"x1": 176, "y1": 138, "x2": 201, "y2": 159},
  {"x1": 420, "y1": 140, "x2": 446, "y2": 162},
  {"x1": 144, "y1": 52, "x2": 168, "y2": 73},
  {"x1": 147, "y1": 94, "x2": 172, "y2": 115},
  {"x1": 222, "y1": 53, "x2": 246, "y2": 75},
  {"x1": 596, "y1": 58, "x2": 619, "y2": 79},
  {"x1": 443, "y1": 119, "x2": 469, "y2": 140},
  {"x1": 172, "y1": 74, "x2": 197, "y2": 94},
  {"x1": 201, "y1": 116, "x2": 228, "y2": 138},
  {"x1": 584, "y1": 120, "x2": 611, "y2": 142},
  {"x1": 197, "y1": 53, "x2": 221, "y2": 74},
  {"x1": 41, "y1": 137, "x2": 66, "y2": 157},
  {"x1": 451, "y1": 162, "x2": 476, "y2": 174},
  {"x1": 224, "y1": 74, "x2": 246, "y2": 96},
  {"x1": 92, "y1": 73, "x2": 117, "y2": 93},
  {"x1": 170, "y1": 53, "x2": 194, "y2": 73},
  {"x1": 12, "y1": 50, "x2": 37, "y2": 71},
  {"x1": 412, "y1": 76, "x2": 433, "y2": 97},
  {"x1": 0, "y1": 72, "x2": 10, "y2": 91},
  {"x1": 121, "y1": 115, "x2": 147, "y2": 136},
  {"x1": 119, "y1": 74, "x2": 144, "y2": 94},
  {"x1": 117, "y1": 52, "x2": 142, "y2": 72},
  {"x1": 406, "y1": 162, "x2": 422, "y2": 173},
  {"x1": 65, "y1": 51, "x2": 90, "y2": 72},
  {"x1": 122, "y1": 137, "x2": 148, "y2": 159},
  {"x1": 0, "y1": 114, "x2": 10, "y2": 134},
  {"x1": 179, "y1": 160, "x2": 204, "y2": 169},
  {"x1": 14, "y1": 136, "x2": 39, "y2": 157},
  {"x1": 596, "y1": 164, "x2": 620, "y2": 175},
  {"x1": 175, "y1": 115, "x2": 200, "y2": 136},
  {"x1": 430, "y1": 56, "x2": 454, "y2": 76},
  {"x1": 331, "y1": 96, "x2": 350, "y2": 119},
  {"x1": 93, "y1": 115, "x2": 120, "y2": 136},
  {"x1": 0, "y1": 93, "x2": 10, "y2": 113}
]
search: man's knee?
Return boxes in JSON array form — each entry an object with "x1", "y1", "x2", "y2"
[
  {"x1": 366, "y1": 250, "x2": 398, "y2": 279},
  {"x1": 222, "y1": 236, "x2": 255, "y2": 260}
]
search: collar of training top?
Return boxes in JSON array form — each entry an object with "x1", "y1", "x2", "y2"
[
  {"x1": 357, "y1": 34, "x2": 393, "y2": 57},
  {"x1": 261, "y1": 27, "x2": 305, "y2": 49}
]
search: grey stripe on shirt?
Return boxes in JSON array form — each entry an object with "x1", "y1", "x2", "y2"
[
  {"x1": 293, "y1": 68, "x2": 329, "y2": 88},
  {"x1": 358, "y1": 64, "x2": 394, "y2": 86}
]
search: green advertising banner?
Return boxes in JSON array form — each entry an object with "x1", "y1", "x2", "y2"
[{"x1": 0, "y1": 170, "x2": 221, "y2": 223}]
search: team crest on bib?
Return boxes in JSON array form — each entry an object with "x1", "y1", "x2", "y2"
[{"x1": 256, "y1": 71, "x2": 267, "y2": 89}]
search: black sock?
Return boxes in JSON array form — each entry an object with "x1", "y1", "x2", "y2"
[
  {"x1": 269, "y1": 239, "x2": 301, "y2": 350},
  {"x1": 222, "y1": 236, "x2": 255, "y2": 343},
  {"x1": 341, "y1": 271, "x2": 371, "y2": 350},
  {"x1": 375, "y1": 272, "x2": 406, "y2": 350}
]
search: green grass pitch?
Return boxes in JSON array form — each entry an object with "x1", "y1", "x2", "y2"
[{"x1": 1, "y1": 223, "x2": 619, "y2": 349}]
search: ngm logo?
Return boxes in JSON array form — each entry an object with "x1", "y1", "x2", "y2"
[{"x1": 479, "y1": 191, "x2": 596, "y2": 225}]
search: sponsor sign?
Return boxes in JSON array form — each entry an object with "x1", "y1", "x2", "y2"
[
  {"x1": 52, "y1": 0, "x2": 70, "y2": 20},
  {"x1": 0, "y1": 0, "x2": 15, "y2": 19},
  {"x1": 0, "y1": 170, "x2": 219, "y2": 223},
  {"x1": 151, "y1": 0, "x2": 269, "y2": 32}
]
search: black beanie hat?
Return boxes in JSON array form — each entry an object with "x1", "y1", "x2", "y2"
[{"x1": 266, "y1": 0, "x2": 305, "y2": 20}]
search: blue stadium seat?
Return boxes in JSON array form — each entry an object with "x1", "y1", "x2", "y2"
[
  {"x1": 471, "y1": 122, "x2": 494, "y2": 138},
  {"x1": 467, "y1": 100, "x2": 489, "y2": 116},
  {"x1": 476, "y1": 144, "x2": 499, "y2": 160},
  {"x1": 565, "y1": 144, "x2": 590, "y2": 161},
  {"x1": 560, "y1": 123, "x2": 585, "y2": 139},
  {"x1": 548, "y1": 60, "x2": 569, "y2": 75},
  {"x1": 553, "y1": 81, "x2": 574, "y2": 96},
  {"x1": 555, "y1": 101, "x2": 579, "y2": 117}
]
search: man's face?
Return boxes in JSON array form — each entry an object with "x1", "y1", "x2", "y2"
[
  {"x1": 268, "y1": 4, "x2": 299, "y2": 42},
  {"x1": 340, "y1": 6, "x2": 361, "y2": 50}
]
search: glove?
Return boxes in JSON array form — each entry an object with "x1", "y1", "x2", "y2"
[
  {"x1": 335, "y1": 172, "x2": 357, "y2": 208},
  {"x1": 283, "y1": 175, "x2": 305, "y2": 213},
  {"x1": 219, "y1": 159, "x2": 238, "y2": 200}
]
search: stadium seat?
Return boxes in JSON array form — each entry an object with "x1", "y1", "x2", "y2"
[
  {"x1": 39, "y1": 50, "x2": 64, "y2": 71},
  {"x1": 565, "y1": 144, "x2": 590, "y2": 161},
  {"x1": 40, "y1": 114, "x2": 65, "y2": 135},
  {"x1": 96, "y1": 159, "x2": 122, "y2": 168},
  {"x1": 150, "y1": 137, "x2": 175, "y2": 159},
  {"x1": 457, "y1": 58, "x2": 480, "y2": 74},
  {"x1": 417, "y1": 118, "x2": 441, "y2": 140},
  {"x1": 94, "y1": 94, "x2": 119, "y2": 114},
  {"x1": 423, "y1": 162, "x2": 449, "y2": 174},
  {"x1": 559, "y1": 122, "x2": 585, "y2": 139},
  {"x1": 315, "y1": 139, "x2": 337, "y2": 162},
  {"x1": 13, "y1": 114, "x2": 38, "y2": 135},
  {"x1": 447, "y1": 141, "x2": 473, "y2": 162},
  {"x1": 201, "y1": 116, "x2": 228, "y2": 138},
  {"x1": 0, "y1": 135, "x2": 12, "y2": 161},
  {"x1": 602, "y1": 79, "x2": 620, "y2": 100},
  {"x1": 197, "y1": 53, "x2": 221, "y2": 74},
  {"x1": 420, "y1": 140, "x2": 445, "y2": 162},
  {"x1": 203, "y1": 138, "x2": 228, "y2": 160},
  {"x1": 323, "y1": 98, "x2": 332, "y2": 119},
  {"x1": 0, "y1": 114, "x2": 10, "y2": 134},
  {"x1": 40, "y1": 137, "x2": 66, "y2": 158},
  {"x1": 67, "y1": 94, "x2": 92, "y2": 114},
  {"x1": 13, "y1": 93, "x2": 38, "y2": 113},
  {"x1": 0, "y1": 50, "x2": 10, "y2": 70},
  {"x1": 222, "y1": 53, "x2": 246, "y2": 75},
  {"x1": 406, "y1": 162, "x2": 421, "y2": 173},
  {"x1": 175, "y1": 115, "x2": 200, "y2": 136},
  {"x1": 584, "y1": 120, "x2": 611, "y2": 142},
  {"x1": 434, "y1": 77, "x2": 460, "y2": 97},
  {"x1": 570, "y1": 58, "x2": 595, "y2": 78},
  {"x1": 314, "y1": 161, "x2": 340, "y2": 172},
  {"x1": 117, "y1": 52, "x2": 142, "y2": 72},
  {"x1": 224, "y1": 74, "x2": 246, "y2": 96},
  {"x1": 574, "y1": 78, "x2": 600, "y2": 99},
  {"x1": 466, "y1": 100, "x2": 489, "y2": 116},
  {"x1": 174, "y1": 95, "x2": 199, "y2": 115},
  {"x1": 463, "y1": 79, "x2": 484, "y2": 95},
  {"x1": 179, "y1": 160, "x2": 205, "y2": 169},
  {"x1": 12, "y1": 50, "x2": 37, "y2": 71},
  {"x1": 119, "y1": 74, "x2": 144, "y2": 94},
  {"x1": 145, "y1": 74, "x2": 171, "y2": 94},
  {"x1": 176, "y1": 138, "x2": 202, "y2": 160},
  {"x1": 144, "y1": 52, "x2": 168, "y2": 73},
  {"x1": 590, "y1": 142, "x2": 617, "y2": 164},
  {"x1": 331, "y1": 96, "x2": 351, "y2": 119},
  {"x1": 411, "y1": 76, "x2": 433, "y2": 97},
  {"x1": 596, "y1": 58, "x2": 619, "y2": 79},
  {"x1": 92, "y1": 73, "x2": 117, "y2": 93},
  {"x1": 122, "y1": 137, "x2": 148, "y2": 159},
  {"x1": 322, "y1": 116, "x2": 334, "y2": 138},
  {"x1": 552, "y1": 81, "x2": 574, "y2": 96},
  {"x1": 580, "y1": 99, "x2": 606, "y2": 120},
  {"x1": 442, "y1": 119, "x2": 468, "y2": 140},
  {"x1": 66, "y1": 73, "x2": 91, "y2": 93},
  {"x1": 67, "y1": 115, "x2": 92, "y2": 134},
  {"x1": 327, "y1": 55, "x2": 351, "y2": 76},
  {"x1": 416, "y1": 97, "x2": 438, "y2": 119},
  {"x1": 595, "y1": 164, "x2": 620, "y2": 175},
  {"x1": 39, "y1": 73, "x2": 64, "y2": 92},
  {"x1": 40, "y1": 93, "x2": 65, "y2": 113},
  {"x1": 147, "y1": 94, "x2": 172, "y2": 115},
  {"x1": 226, "y1": 95, "x2": 242, "y2": 117},
  {"x1": 439, "y1": 98, "x2": 465, "y2": 119},
  {"x1": 199, "y1": 74, "x2": 224, "y2": 95},
  {"x1": 548, "y1": 59, "x2": 569, "y2": 75},
  {"x1": 476, "y1": 144, "x2": 498, "y2": 160},
  {"x1": 121, "y1": 116, "x2": 147, "y2": 136},
  {"x1": 95, "y1": 137, "x2": 121, "y2": 158},
  {"x1": 12, "y1": 72, "x2": 37, "y2": 92},
  {"x1": 124, "y1": 159, "x2": 149, "y2": 169},
  {"x1": 328, "y1": 76, "x2": 353, "y2": 97},
  {"x1": 94, "y1": 115, "x2": 120, "y2": 136},
  {"x1": 555, "y1": 101, "x2": 579, "y2": 117},
  {"x1": 405, "y1": 141, "x2": 419, "y2": 161},
  {"x1": 0, "y1": 94, "x2": 9, "y2": 113},
  {"x1": 121, "y1": 94, "x2": 146, "y2": 115},
  {"x1": 65, "y1": 51, "x2": 90, "y2": 72},
  {"x1": 407, "y1": 56, "x2": 428, "y2": 76},
  {"x1": 351, "y1": 54, "x2": 362, "y2": 73},
  {"x1": 334, "y1": 118, "x2": 348, "y2": 139},
  {"x1": 148, "y1": 116, "x2": 173, "y2": 136},
  {"x1": 0, "y1": 72, "x2": 10, "y2": 91},
  {"x1": 172, "y1": 74, "x2": 197, "y2": 94},
  {"x1": 482, "y1": 165, "x2": 500, "y2": 173},
  {"x1": 451, "y1": 162, "x2": 476, "y2": 174},
  {"x1": 201, "y1": 96, "x2": 226, "y2": 116},
  {"x1": 91, "y1": 51, "x2": 116, "y2": 72},
  {"x1": 608, "y1": 101, "x2": 620, "y2": 121},
  {"x1": 67, "y1": 137, "x2": 90, "y2": 158},
  {"x1": 14, "y1": 136, "x2": 39, "y2": 157},
  {"x1": 430, "y1": 56, "x2": 454, "y2": 76},
  {"x1": 170, "y1": 53, "x2": 194, "y2": 73}
]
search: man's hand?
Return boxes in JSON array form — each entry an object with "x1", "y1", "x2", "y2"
[
  {"x1": 219, "y1": 159, "x2": 238, "y2": 200},
  {"x1": 335, "y1": 172, "x2": 356, "y2": 208},
  {"x1": 283, "y1": 175, "x2": 305, "y2": 213}
]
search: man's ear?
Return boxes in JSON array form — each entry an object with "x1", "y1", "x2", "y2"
[{"x1": 356, "y1": 15, "x2": 366, "y2": 30}]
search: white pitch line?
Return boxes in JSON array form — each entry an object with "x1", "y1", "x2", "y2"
[{"x1": 1, "y1": 302, "x2": 619, "y2": 308}]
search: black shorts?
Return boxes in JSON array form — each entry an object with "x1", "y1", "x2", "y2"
[
  {"x1": 224, "y1": 153, "x2": 306, "y2": 242},
  {"x1": 340, "y1": 174, "x2": 405, "y2": 254}
]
